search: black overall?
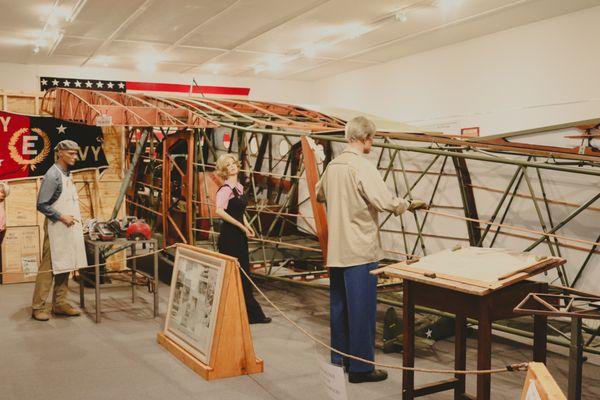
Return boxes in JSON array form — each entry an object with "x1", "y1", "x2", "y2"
[{"x1": 217, "y1": 185, "x2": 266, "y2": 322}]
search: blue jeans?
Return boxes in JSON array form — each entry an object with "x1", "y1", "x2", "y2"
[{"x1": 329, "y1": 262, "x2": 378, "y2": 373}]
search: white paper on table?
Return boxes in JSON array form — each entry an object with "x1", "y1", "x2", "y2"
[
  {"x1": 22, "y1": 256, "x2": 38, "y2": 278},
  {"x1": 318, "y1": 361, "x2": 348, "y2": 400}
]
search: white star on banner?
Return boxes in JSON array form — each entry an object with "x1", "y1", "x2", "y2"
[
  {"x1": 0, "y1": 159, "x2": 4, "y2": 166},
  {"x1": 96, "y1": 81, "x2": 104, "y2": 88},
  {"x1": 63, "y1": 80, "x2": 70, "y2": 87},
  {"x1": 425, "y1": 329, "x2": 433, "y2": 339},
  {"x1": 56, "y1": 124, "x2": 67, "y2": 134},
  {"x1": 74, "y1": 80, "x2": 82, "y2": 88},
  {"x1": 41, "y1": 78, "x2": 48, "y2": 86},
  {"x1": 118, "y1": 82, "x2": 125, "y2": 89},
  {"x1": 85, "y1": 81, "x2": 93, "y2": 88},
  {"x1": 52, "y1": 79, "x2": 59, "y2": 86},
  {"x1": 107, "y1": 82, "x2": 114, "y2": 89}
]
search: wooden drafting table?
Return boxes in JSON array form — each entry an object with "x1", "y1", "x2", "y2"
[{"x1": 373, "y1": 247, "x2": 565, "y2": 400}]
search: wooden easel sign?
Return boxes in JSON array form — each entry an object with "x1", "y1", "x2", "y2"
[
  {"x1": 157, "y1": 244, "x2": 263, "y2": 380},
  {"x1": 520, "y1": 363, "x2": 565, "y2": 400}
]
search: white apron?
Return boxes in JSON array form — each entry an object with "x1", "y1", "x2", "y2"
[{"x1": 47, "y1": 165, "x2": 88, "y2": 274}]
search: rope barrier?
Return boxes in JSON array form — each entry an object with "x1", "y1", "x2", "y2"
[
  {"x1": 3, "y1": 236, "x2": 530, "y2": 374},
  {"x1": 237, "y1": 264, "x2": 530, "y2": 375},
  {"x1": 0, "y1": 244, "x2": 176, "y2": 277}
]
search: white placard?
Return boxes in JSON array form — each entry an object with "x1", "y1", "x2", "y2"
[
  {"x1": 22, "y1": 256, "x2": 38, "y2": 278},
  {"x1": 96, "y1": 115, "x2": 113, "y2": 126},
  {"x1": 318, "y1": 361, "x2": 348, "y2": 400},
  {"x1": 525, "y1": 379, "x2": 542, "y2": 400}
]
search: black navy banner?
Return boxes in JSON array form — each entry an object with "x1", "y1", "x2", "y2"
[
  {"x1": 40, "y1": 76, "x2": 126, "y2": 92},
  {"x1": 0, "y1": 111, "x2": 108, "y2": 181}
]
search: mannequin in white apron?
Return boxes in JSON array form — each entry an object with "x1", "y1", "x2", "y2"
[{"x1": 32, "y1": 140, "x2": 88, "y2": 321}]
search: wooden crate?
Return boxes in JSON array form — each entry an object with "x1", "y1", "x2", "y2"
[
  {"x1": 0, "y1": 92, "x2": 43, "y2": 114},
  {"x1": 0, "y1": 91, "x2": 126, "y2": 281},
  {"x1": 3, "y1": 180, "x2": 40, "y2": 227},
  {"x1": 1, "y1": 226, "x2": 40, "y2": 284}
]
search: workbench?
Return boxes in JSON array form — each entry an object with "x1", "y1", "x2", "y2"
[{"x1": 80, "y1": 237, "x2": 159, "y2": 323}]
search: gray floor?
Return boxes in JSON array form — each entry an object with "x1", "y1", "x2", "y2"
[{"x1": 1, "y1": 278, "x2": 599, "y2": 400}]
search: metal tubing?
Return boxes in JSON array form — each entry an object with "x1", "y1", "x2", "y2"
[
  {"x1": 524, "y1": 192, "x2": 600, "y2": 251},
  {"x1": 397, "y1": 150, "x2": 427, "y2": 255},
  {"x1": 111, "y1": 128, "x2": 149, "y2": 219},
  {"x1": 521, "y1": 167, "x2": 558, "y2": 258},
  {"x1": 477, "y1": 166, "x2": 521, "y2": 246}
]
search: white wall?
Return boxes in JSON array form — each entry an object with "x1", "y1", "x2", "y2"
[
  {"x1": 0, "y1": 62, "x2": 314, "y2": 105},
  {"x1": 313, "y1": 5, "x2": 600, "y2": 135}
]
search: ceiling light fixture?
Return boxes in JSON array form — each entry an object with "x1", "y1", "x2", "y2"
[
  {"x1": 394, "y1": 11, "x2": 408, "y2": 22},
  {"x1": 434, "y1": 0, "x2": 462, "y2": 9},
  {"x1": 339, "y1": 23, "x2": 374, "y2": 40},
  {"x1": 207, "y1": 64, "x2": 221, "y2": 74},
  {"x1": 67, "y1": 0, "x2": 88, "y2": 22},
  {"x1": 301, "y1": 42, "x2": 327, "y2": 58},
  {"x1": 137, "y1": 62, "x2": 157, "y2": 72},
  {"x1": 94, "y1": 55, "x2": 112, "y2": 67},
  {"x1": 136, "y1": 51, "x2": 164, "y2": 72},
  {"x1": 47, "y1": 31, "x2": 64, "y2": 56}
]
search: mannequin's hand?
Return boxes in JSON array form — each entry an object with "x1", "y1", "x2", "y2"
[
  {"x1": 408, "y1": 200, "x2": 428, "y2": 212},
  {"x1": 245, "y1": 227, "x2": 256, "y2": 238},
  {"x1": 59, "y1": 215, "x2": 76, "y2": 227}
]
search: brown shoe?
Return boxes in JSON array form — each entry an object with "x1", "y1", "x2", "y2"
[
  {"x1": 52, "y1": 304, "x2": 81, "y2": 317},
  {"x1": 32, "y1": 310, "x2": 50, "y2": 321}
]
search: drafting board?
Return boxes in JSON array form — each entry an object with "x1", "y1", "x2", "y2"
[{"x1": 376, "y1": 247, "x2": 565, "y2": 295}]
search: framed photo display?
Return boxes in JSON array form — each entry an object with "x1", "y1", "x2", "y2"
[{"x1": 164, "y1": 245, "x2": 226, "y2": 364}]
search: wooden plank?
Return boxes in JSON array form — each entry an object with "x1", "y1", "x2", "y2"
[
  {"x1": 520, "y1": 362, "x2": 566, "y2": 400},
  {"x1": 380, "y1": 265, "x2": 489, "y2": 295},
  {"x1": 393, "y1": 263, "x2": 492, "y2": 289},
  {"x1": 300, "y1": 137, "x2": 328, "y2": 262},
  {"x1": 157, "y1": 332, "x2": 213, "y2": 380},
  {"x1": 413, "y1": 378, "x2": 459, "y2": 396},
  {"x1": 490, "y1": 259, "x2": 564, "y2": 291}
]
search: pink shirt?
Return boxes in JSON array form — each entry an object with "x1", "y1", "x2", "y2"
[
  {"x1": 215, "y1": 183, "x2": 244, "y2": 209},
  {"x1": 0, "y1": 203, "x2": 6, "y2": 231}
]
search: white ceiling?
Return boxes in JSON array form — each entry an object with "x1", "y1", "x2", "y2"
[{"x1": 1, "y1": 0, "x2": 599, "y2": 81}]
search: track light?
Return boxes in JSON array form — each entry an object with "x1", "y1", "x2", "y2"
[{"x1": 394, "y1": 12, "x2": 408, "y2": 22}]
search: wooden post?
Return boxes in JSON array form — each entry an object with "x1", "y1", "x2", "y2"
[
  {"x1": 402, "y1": 281, "x2": 415, "y2": 400},
  {"x1": 454, "y1": 315, "x2": 467, "y2": 399},
  {"x1": 477, "y1": 298, "x2": 492, "y2": 400}
]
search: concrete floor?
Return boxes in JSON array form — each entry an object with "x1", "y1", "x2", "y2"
[{"x1": 1, "y1": 278, "x2": 599, "y2": 400}]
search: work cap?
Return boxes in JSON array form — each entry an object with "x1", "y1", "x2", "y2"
[{"x1": 54, "y1": 139, "x2": 80, "y2": 151}]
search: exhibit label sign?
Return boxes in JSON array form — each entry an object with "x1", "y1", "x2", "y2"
[{"x1": 164, "y1": 245, "x2": 226, "y2": 364}]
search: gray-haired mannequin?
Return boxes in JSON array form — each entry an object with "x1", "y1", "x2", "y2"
[{"x1": 32, "y1": 140, "x2": 88, "y2": 321}]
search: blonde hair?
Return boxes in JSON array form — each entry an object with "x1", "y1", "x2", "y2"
[
  {"x1": 215, "y1": 153, "x2": 241, "y2": 179},
  {"x1": 345, "y1": 116, "x2": 376, "y2": 142},
  {"x1": 0, "y1": 181, "x2": 9, "y2": 197}
]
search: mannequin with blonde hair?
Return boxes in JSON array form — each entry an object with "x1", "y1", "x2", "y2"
[{"x1": 214, "y1": 153, "x2": 270, "y2": 324}]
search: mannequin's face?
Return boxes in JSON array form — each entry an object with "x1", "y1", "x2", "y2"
[
  {"x1": 225, "y1": 158, "x2": 239, "y2": 177},
  {"x1": 59, "y1": 149, "x2": 79, "y2": 166}
]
